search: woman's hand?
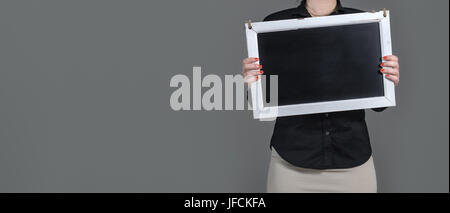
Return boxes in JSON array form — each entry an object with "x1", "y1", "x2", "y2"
[
  {"x1": 242, "y1": 57, "x2": 263, "y2": 84},
  {"x1": 242, "y1": 55, "x2": 400, "y2": 86},
  {"x1": 381, "y1": 55, "x2": 400, "y2": 86}
]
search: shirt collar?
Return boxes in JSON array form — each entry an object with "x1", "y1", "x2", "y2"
[{"x1": 293, "y1": 0, "x2": 344, "y2": 17}]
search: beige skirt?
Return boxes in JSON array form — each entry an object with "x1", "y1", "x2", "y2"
[{"x1": 266, "y1": 148, "x2": 377, "y2": 193}]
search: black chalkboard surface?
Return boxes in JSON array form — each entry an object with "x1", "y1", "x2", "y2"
[{"x1": 258, "y1": 22, "x2": 385, "y2": 105}]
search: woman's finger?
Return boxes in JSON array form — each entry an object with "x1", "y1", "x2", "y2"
[
  {"x1": 244, "y1": 74, "x2": 260, "y2": 84},
  {"x1": 243, "y1": 70, "x2": 264, "y2": 77},
  {"x1": 385, "y1": 74, "x2": 399, "y2": 85},
  {"x1": 380, "y1": 67, "x2": 399, "y2": 76},
  {"x1": 243, "y1": 63, "x2": 262, "y2": 72},
  {"x1": 380, "y1": 61, "x2": 399, "y2": 69},
  {"x1": 383, "y1": 55, "x2": 399, "y2": 62},
  {"x1": 242, "y1": 57, "x2": 259, "y2": 65}
]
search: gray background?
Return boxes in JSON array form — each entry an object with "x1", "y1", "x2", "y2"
[{"x1": 0, "y1": 0, "x2": 448, "y2": 192}]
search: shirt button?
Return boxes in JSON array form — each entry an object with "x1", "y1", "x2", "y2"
[
  {"x1": 325, "y1": 131, "x2": 330, "y2": 135},
  {"x1": 325, "y1": 113, "x2": 329, "y2": 117}
]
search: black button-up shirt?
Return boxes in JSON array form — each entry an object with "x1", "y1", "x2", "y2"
[{"x1": 265, "y1": 0, "x2": 387, "y2": 169}]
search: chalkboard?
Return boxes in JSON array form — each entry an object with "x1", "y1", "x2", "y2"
[
  {"x1": 258, "y1": 22, "x2": 385, "y2": 105},
  {"x1": 245, "y1": 11, "x2": 395, "y2": 119}
]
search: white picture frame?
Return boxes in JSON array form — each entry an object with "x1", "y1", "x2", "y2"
[{"x1": 245, "y1": 11, "x2": 396, "y2": 119}]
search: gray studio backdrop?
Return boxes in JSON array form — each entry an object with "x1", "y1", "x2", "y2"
[{"x1": 0, "y1": 0, "x2": 448, "y2": 193}]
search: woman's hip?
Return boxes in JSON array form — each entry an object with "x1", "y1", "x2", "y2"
[{"x1": 266, "y1": 147, "x2": 377, "y2": 193}]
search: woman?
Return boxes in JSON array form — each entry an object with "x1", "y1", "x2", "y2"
[{"x1": 242, "y1": 0, "x2": 400, "y2": 193}]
